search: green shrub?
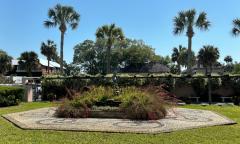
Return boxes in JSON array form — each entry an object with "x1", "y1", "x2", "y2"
[
  {"x1": 206, "y1": 78, "x2": 221, "y2": 90},
  {"x1": 175, "y1": 77, "x2": 190, "y2": 87},
  {"x1": 0, "y1": 86, "x2": 24, "y2": 107},
  {"x1": 191, "y1": 78, "x2": 206, "y2": 96},
  {"x1": 41, "y1": 79, "x2": 66, "y2": 100},
  {"x1": 72, "y1": 86, "x2": 114, "y2": 107}
]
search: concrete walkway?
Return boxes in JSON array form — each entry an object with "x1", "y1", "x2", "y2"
[{"x1": 2, "y1": 107, "x2": 236, "y2": 134}]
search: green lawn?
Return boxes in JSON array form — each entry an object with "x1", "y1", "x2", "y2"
[{"x1": 0, "y1": 102, "x2": 240, "y2": 144}]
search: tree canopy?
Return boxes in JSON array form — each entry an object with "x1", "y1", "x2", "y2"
[
  {"x1": 72, "y1": 38, "x2": 169, "y2": 75},
  {"x1": 0, "y1": 49, "x2": 12, "y2": 75},
  {"x1": 18, "y1": 51, "x2": 39, "y2": 76}
]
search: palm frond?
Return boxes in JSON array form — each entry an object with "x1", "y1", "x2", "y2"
[
  {"x1": 43, "y1": 20, "x2": 56, "y2": 28},
  {"x1": 185, "y1": 9, "x2": 196, "y2": 26},
  {"x1": 173, "y1": 16, "x2": 185, "y2": 35},
  {"x1": 196, "y1": 12, "x2": 210, "y2": 30},
  {"x1": 70, "y1": 22, "x2": 78, "y2": 30},
  {"x1": 232, "y1": 19, "x2": 240, "y2": 36}
]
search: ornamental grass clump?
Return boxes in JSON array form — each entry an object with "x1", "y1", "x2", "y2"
[
  {"x1": 118, "y1": 87, "x2": 167, "y2": 120},
  {"x1": 55, "y1": 86, "x2": 114, "y2": 118},
  {"x1": 55, "y1": 86, "x2": 168, "y2": 120}
]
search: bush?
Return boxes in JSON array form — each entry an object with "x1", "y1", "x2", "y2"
[
  {"x1": 0, "y1": 86, "x2": 24, "y2": 106},
  {"x1": 206, "y1": 78, "x2": 221, "y2": 90},
  {"x1": 41, "y1": 79, "x2": 66, "y2": 100},
  {"x1": 55, "y1": 100, "x2": 90, "y2": 118},
  {"x1": 42, "y1": 78, "x2": 93, "y2": 100},
  {"x1": 72, "y1": 86, "x2": 114, "y2": 107},
  {"x1": 191, "y1": 78, "x2": 206, "y2": 96},
  {"x1": 55, "y1": 86, "x2": 168, "y2": 120},
  {"x1": 118, "y1": 87, "x2": 167, "y2": 120}
]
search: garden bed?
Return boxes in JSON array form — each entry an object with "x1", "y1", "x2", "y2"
[{"x1": 55, "y1": 86, "x2": 171, "y2": 120}]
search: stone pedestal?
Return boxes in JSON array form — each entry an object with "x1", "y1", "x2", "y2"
[{"x1": 25, "y1": 85, "x2": 33, "y2": 102}]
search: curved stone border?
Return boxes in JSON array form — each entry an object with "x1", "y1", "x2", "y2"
[{"x1": 2, "y1": 107, "x2": 236, "y2": 134}]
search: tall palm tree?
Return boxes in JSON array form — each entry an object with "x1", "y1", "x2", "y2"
[
  {"x1": 171, "y1": 45, "x2": 186, "y2": 73},
  {"x1": 96, "y1": 24, "x2": 124, "y2": 73},
  {"x1": 173, "y1": 9, "x2": 210, "y2": 74},
  {"x1": 197, "y1": 45, "x2": 219, "y2": 104},
  {"x1": 44, "y1": 4, "x2": 80, "y2": 74},
  {"x1": 19, "y1": 51, "x2": 39, "y2": 77},
  {"x1": 41, "y1": 40, "x2": 57, "y2": 74}
]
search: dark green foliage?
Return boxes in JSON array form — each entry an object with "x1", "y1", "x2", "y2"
[
  {"x1": 41, "y1": 79, "x2": 66, "y2": 100},
  {"x1": 175, "y1": 77, "x2": 190, "y2": 87},
  {"x1": 43, "y1": 75, "x2": 240, "y2": 105},
  {"x1": 0, "y1": 49, "x2": 12, "y2": 75},
  {"x1": 198, "y1": 45, "x2": 220, "y2": 75},
  {"x1": 0, "y1": 86, "x2": 24, "y2": 107},
  {"x1": 232, "y1": 77, "x2": 240, "y2": 105},
  {"x1": 72, "y1": 38, "x2": 170, "y2": 74},
  {"x1": 232, "y1": 63, "x2": 240, "y2": 74},
  {"x1": 191, "y1": 78, "x2": 205, "y2": 96},
  {"x1": 206, "y1": 78, "x2": 221, "y2": 90},
  {"x1": 18, "y1": 51, "x2": 39, "y2": 77},
  {"x1": 40, "y1": 40, "x2": 57, "y2": 74},
  {"x1": 221, "y1": 75, "x2": 235, "y2": 87}
]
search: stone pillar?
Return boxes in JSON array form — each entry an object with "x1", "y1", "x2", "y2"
[{"x1": 26, "y1": 85, "x2": 33, "y2": 102}]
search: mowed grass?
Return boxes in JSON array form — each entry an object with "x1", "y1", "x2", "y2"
[{"x1": 0, "y1": 102, "x2": 240, "y2": 144}]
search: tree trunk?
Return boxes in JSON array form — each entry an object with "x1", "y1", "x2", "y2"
[
  {"x1": 28, "y1": 66, "x2": 32, "y2": 77},
  {"x1": 47, "y1": 59, "x2": 50, "y2": 74},
  {"x1": 60, "y1": 32, "x2": 64, "y2": 74},
  {"x1": 208, "y1": 66, "x2": 213, "y2": 104},
  {"x1": 177, "y1": 63, "x2": 181, "y2": 74},
  {"x1": 106, "y1": 45, "x2": 111, "y2": 74},
  {"x1": 187, "y1": 36, "x2": 192, "y2": 74}
]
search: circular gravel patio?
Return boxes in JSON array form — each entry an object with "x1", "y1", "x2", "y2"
[{"x1": 2, "y1": 107, "x2": 236, "y2": 134}]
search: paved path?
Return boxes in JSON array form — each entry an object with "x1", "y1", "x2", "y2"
[{"x1": 2, "y1": 107, "x2": 236, "y2": 134}]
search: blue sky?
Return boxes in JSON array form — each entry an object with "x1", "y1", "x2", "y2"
[{"x1": 0, "y1": 0, "x2": 240, "y2": 63}]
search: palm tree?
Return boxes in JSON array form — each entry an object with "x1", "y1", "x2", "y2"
[
  {"x1": 96, "y1": 24, "x2": 125, "y2": 74},
  {"x1": 173, "y1": 9, "x2": 210, "y2": 74},
  {"x1": 197, "y1": 45, "x2": 219, "y2": 104},
  {"x1": 44, "y1": 4, "x2": 80, "y2": 74},
  {"x1": 197, "y1": 45, "x2": 220, "y2": 74},
  {"x1": 171, "y1": 45, "x2": 186, "y2": 73},
  {"x1": 0, "y1": 49, "x2": 12, "y2": 75},
  {"x1": 19, "y1": 51, "x2": 39, "y2": 77},
  {"x1": 224, "y1": 55, "x2": 233, "y2": 73},
  {"x1": 224, "y1": 55, "x2": 233, "y2": 64},
  {"x1": 232, "y1": 18, "x2": 240, "y2": 36},
  {"x1": 41, "y1": 40, "x2": 57, "y2": 74}
]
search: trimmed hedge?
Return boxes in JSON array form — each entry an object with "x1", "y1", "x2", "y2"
[
  {"x1": 0, "y1": 86, "x2": 24, "y2": 107},
  {"x1": 42, "y1": 75, "x2": 240, "y2": 104}
]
